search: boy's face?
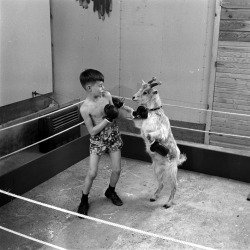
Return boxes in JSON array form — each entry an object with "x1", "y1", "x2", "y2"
[{"x1": 89, "y1": 81, "x2": 105, "y2": 96}]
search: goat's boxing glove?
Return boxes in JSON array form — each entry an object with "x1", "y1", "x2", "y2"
[
  {"x1": 103, "y1": 104, "x2": 119, "y2": 122},
  {"x1": 112, "y1": 96, "x2": 124, "y2": 109},
  {"x1": 150, "y1": 140, "x2": 169, "y2": 157},
  {"x1": 133, "y1": 106, "x2": 148, "y2": 119}
]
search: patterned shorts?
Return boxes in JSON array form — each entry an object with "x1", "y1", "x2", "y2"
[{"x1": 89, "y1": 122, "x2": 123, "y2": 156}]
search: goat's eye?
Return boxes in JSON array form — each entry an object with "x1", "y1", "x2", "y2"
[{"x1": 143, "y1": 91, "x2": 147, "y2": 95}]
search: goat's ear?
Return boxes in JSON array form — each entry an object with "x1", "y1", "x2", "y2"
[
  {"x1": 153, "y1": 90, "x2": 158, "y2": 94},
  {"x1": 142, "y1": 80, "x2": 147, "y2": 86}
]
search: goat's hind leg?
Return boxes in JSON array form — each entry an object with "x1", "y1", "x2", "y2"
[
  {"x1": 150, "y1": 163, "x2": 164, "y2": 202},
  {"x1": 163, "y1": 163, "x2": 178, "y2": 209}
]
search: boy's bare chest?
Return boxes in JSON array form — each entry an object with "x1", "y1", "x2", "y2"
[{"x1": 89, "y1": 98, "x2": 109, "y2": 117}]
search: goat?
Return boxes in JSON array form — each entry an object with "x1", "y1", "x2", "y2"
[{"x1": 132, "y1": 78, "x2": 186, "y2": 208}]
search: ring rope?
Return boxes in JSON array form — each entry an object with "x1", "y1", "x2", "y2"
[
  {"x1": 162, "y1": 103, "x2": 250, "y2": 117},
  {"x1": 120, "y1": 96, "x2": 250, "y2": 118},
  {"x1": 0, "y1": 189, "x2": 217, "y2": 250},
  {"x1": 171, "y1": 125, "x2": 250, "y2": 139},
  {"x1": 1, "y1": 95, "x2": 250, "y2": 132},
  {"x1": 1, "y1": 121, "x2": 250, "y2": 161},
  {"x1": 0, "y1": 225, "x2": 67, "y2": 250}
]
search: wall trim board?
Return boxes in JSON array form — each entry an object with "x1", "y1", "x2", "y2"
[{"x1": 205, "y1": 0, "x2": 222, "y2": 145}]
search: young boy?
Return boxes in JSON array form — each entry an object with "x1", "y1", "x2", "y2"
[{"x1": 77, "y1": 69, "x2": 133, "y2": 217}]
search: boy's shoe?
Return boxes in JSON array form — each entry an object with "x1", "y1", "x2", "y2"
[
  {"x1": 105, "y1": 189, "x2": 123, "y2": 206},
  {"x1": 77, "y1": 200, "x2": 89, "y2": 218}
]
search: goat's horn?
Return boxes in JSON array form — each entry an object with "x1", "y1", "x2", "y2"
[
  {"x1": 148, "y1": 77, "x2": 157, "y2": 84},
  {"x1": 149, "y1": 81, "x2": 162, "y2": 88}
]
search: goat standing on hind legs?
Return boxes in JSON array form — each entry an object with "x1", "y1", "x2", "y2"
[{"x1": 132, "y1": 78, "x2": 186, "y2": 208}]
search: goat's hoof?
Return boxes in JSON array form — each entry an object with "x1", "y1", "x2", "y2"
[
  {"x1": 150, "y1": 198, "x2": 156, "y2": 202},
  {"x1": 163, "y1": 204, "x2": 171, "y2": 209},
  {"x1": 247, "y1": 193, "x2": 250, "y2": 201}
]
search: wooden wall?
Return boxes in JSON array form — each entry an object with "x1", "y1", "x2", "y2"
[{"x1": 209, "y1": 0, "x2": 250, "y2": 150}]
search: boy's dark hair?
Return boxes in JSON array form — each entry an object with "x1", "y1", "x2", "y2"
[{"x1": 80, "y1": 69, "x2": 104, "y2": 89}]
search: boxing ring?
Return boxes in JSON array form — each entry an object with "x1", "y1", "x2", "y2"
[{"x1": 0, "y1": 99, "x2": 250, "y2": 250}]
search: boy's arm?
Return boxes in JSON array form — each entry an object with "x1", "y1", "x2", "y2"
[
  {"x1": 80, "y1": 106, "x2": 109, "y2": 136},
  {"x1": 112, "y1": 96, "x2": 134, "y2": 120},
  {"x1": 103, "y1": 91, "x2": 113, "y2": 105},
  {"x1": 106, "y1": 92, "x2": 134, "y2": 120},
  {"x1": 118, "y1": 105, "x2": 134, "y2": 120}
]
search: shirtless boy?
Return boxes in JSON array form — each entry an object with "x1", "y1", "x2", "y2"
[{"x1": 77, "y1": 69, "x2": 133, "y2": 217}]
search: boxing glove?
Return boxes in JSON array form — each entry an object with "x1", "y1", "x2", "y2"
[
  {"x1": 150, "y1": 140, "x2": 169, "y2": 157},
  {"x1": 103, "y1": 104, "x2": 119, "y2": 122},
  {"x1": 133, "y1": 106, "x2": 148, "y2": 119},
  {"x1": 112, "y1": 97, "x2": 124, "y2": 109}
]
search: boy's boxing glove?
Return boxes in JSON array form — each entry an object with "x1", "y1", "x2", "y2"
[
  {"x1": 150, "y1": 140, "x2": 169, "y2": 157},
  {"x1": 133, "y1": 106, "x2": 148, "y2": 119},
  {"x1": 103, "y1": 104, "x2": 119, "y2": 122},
  {"x1": 112, "y1": 97, "x2": 124, "y2": 109}
]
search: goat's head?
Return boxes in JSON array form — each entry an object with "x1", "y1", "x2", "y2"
[{"x1": 132, "y1": 77, "x2": 162, "y2": 107}]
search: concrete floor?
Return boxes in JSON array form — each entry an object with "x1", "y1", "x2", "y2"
[{"x1": 0, "y1": 155, "x2": 249, "y2": 250}]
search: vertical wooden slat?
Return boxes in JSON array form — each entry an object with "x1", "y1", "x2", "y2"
[{"x1": 205, "y1": 0, "x2": 222, "y2": 145}]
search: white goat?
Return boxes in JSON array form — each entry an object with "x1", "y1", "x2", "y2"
[{"x1": 132, "y1": 78, "x2": 186, "y2": 208}]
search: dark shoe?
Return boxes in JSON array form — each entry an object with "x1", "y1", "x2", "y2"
[
  {"x1": 77, "y1": 201, "x2": 89, "y2": 218},
  {"x1": 105, "y1": 189, "x2": 123, "y2": 206}
]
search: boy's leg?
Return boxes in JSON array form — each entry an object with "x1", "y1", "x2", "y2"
[
  {"x1": 109, "y1": 149, "x2": 122, "y2": 187},
  {"x1": 78, "y1": 153, "x2": 100, "y2": 217},
  {"x1": 83, "y1": 153, "x2": 100, "y2": 194},
  {"x1": 105, "y1": 150, "x2": 123, "y2": 206}
]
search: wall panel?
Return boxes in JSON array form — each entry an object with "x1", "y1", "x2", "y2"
[
  {"x1": 0, "y1": 0, "x2": 52, "y2": 106},
  {"x1": 51, "y1": 0, "x2": 216, "y2": 124},
  {"x1": 119, "y1": 0, "x2": 215, "y2": 123}
]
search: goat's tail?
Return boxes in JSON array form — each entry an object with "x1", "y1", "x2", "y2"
[{"x1": 178, "y1": 153, "x2": 187, "y2": 166}]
